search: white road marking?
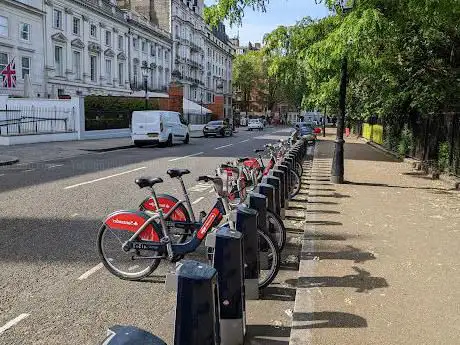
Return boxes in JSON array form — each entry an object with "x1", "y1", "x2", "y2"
[
  {"x1": 192, "y1": 197, "x2": 204, "y2": 205},
  {"x1": 0, "y1": 174, "x2": 4, "y2": 177},
  {"x1": 168, "y1": 152, "x2": 204, "y2": 162},
  {"x1": 78, "y1": 263, "x2": 104, "y2": 280},
  {"x1": 215, "y1": 144, "x2": 233, "y2": 150},
  {"x1": 23, "y1": 169, "x2": 35, "y2": 172},
  {"x1": 240, "y1": 139, "x2": 250, "y2": 143},
  {"x1": 0, "y1": 314, "x2": 30, "y2": 335},
  {"x1": 209, "y1": 189, "x2": 215, "y2": 194},
  {"x1": 71, "y1": 213, "x2": 79, "y2": 218},
  {"x1": 64, "y1": 167, "x2": 146, "y2": 190},
  {"x1": 189, "y1": 183, "x2": 212, "y2": 193},
  {"x1": 47, "y1": 164, "x2": 64, "y2": 169}
]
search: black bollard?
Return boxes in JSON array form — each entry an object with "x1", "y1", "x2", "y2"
[
  {"x1": 171, "y1": 260, "x2": 219, "y2": 345},
  {"x1": 254, "y1": 183, "x2": 275, "y2": 214},
  {"x1": 234, "y1": 204, "x2": 259, "y2": 300},
  {"x1": 269, "y1": 169, "x2": 286, "y2": 219},
  {"x1": 101, "y1": 325, "x2": 167, "y2": 345},
  {"x1": 261, "y1": 175, "x2": 281, "y2": 217},
  {"x1": 212, "y1": 226, "x2": 245, "y2": 345}
]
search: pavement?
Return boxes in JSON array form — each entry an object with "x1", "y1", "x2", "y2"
[{"x1": 289, "y1": 131, "x2": 460, "y2": 345}]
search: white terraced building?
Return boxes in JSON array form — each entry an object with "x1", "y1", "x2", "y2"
[{"x1": 0, "y1": 0, "x2": 172, "y2": 98}]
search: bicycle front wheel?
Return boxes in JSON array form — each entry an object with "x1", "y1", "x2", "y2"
[
  {"x1": 258, "y1": 229, "x2": 281, "y2": 290},
  {"x1": 97, "y1": 225, "x2": 161, "y2": 281}
]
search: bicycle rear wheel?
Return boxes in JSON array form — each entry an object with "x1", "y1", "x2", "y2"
[
  {"x1": 258, "y1": 229, "x2": 281, "y2": 290},
  {"x1": 289, "y1": 170, "x2": 301, "y2": 198},
  {"x1": 267, "y1": 210, "x2": 287, "y2": 251},
  {"x1": 97, "y1": 224, "x2": 161, "y2": 281}
]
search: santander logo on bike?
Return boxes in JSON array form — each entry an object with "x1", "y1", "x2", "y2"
[{"x1": 112, "y1": 218, "x2": 139, "y2": 226}]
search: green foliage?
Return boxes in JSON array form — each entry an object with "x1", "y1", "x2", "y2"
[
  {"x1": 85, "y1": 96, "x2": 159, "y2": 130},
  {"x1": 438, "y1": 142, "x2": 450, "y2": 172},
  {"x1": 398, "y1": 125, "x2": 414, "y2": 157}
]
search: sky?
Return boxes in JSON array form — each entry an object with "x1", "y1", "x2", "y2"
[{"x1": 205, "y1": 0, "x2": 331, "y2": 46}]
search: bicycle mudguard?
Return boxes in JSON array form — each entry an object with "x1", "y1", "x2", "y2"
[
  {"x1": 243, "y1": 158, "x2": 261, "y2": 170},
  {"x1": 103, "y1": 210, "x2": 161, "y2": 242},
  {"x1": 139, "y1": 194, "x2": 189, "y2": 221}
]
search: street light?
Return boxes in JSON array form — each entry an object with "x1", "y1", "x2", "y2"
[
  {"x1": 141, "y1": 63, "x2": 152, "y2": 109},
  {"x1": 330, "y1": 0, "x2": 354, "y2": 184}
]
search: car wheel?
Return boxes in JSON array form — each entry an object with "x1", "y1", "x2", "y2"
[
  {"x1": 134, "y1": 141, "x2": 144, "y2": 147},
  {"x1": 204, "y1": 134, "x2": 209, "y2": 138},
  {"x1": 183, "y1": 134, "x2": 190, "y2": 144},
  {"x1": 167, "y1": 134, "x2": 173, "y2": 147},
  {"x1": 220, "y1": 129, "x2": 225, "y2": 137}
]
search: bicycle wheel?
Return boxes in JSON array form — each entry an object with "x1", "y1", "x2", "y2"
[
  {"x1": 97, "y1": 224, "x2": 161, "y2": 281},
  {"x1": 296, "y1": 161, "x2": 304, "y2": 177},
  {"x1": 289, "y1": 170, "x2": 301, "y2": 198},
  {"x1": 267, "y1": 210, "x2": 287, "y2": 251},
  {"x1": 258, "y1": 229, "x2": 281, "y2": 290}
]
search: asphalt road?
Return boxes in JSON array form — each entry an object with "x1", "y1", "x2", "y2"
[{"x1": 0, "y1": 127, "x2": 299, "y2": 344}]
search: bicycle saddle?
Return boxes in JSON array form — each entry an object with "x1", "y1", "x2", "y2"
[
  {"x1": 197, "y1": 175, "x2": 219, "y2": 183},
  {"x1": 167, "y1": 168, "x2": 190, "y2": 178},
  {"x1": 254, "y1": 149, "x2": 265, "y2": 153},
  {"x1": 237, "y1": 157, "x2": 251, "y2": 163},
  {"x1": 135, "y1": 176, "x2": 163, "y2": 188}
]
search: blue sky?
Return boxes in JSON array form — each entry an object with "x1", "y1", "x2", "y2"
[{"x1": 205, "y1": 0, "x2": 330, "y2": 45}]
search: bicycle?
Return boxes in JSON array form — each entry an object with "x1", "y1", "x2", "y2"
[{"x1": 97, "y1": 171, "x2": 281, "y2": 289}]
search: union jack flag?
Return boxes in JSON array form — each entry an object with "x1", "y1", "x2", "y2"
[{"x1": 1, "y1": 58, "x2": 16, "y2": 88}]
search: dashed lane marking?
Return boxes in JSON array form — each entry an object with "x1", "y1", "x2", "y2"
[
  {"x1": 0, "y1": 314, "x2": 30, "y2": 335},
  {"x1": 168, "y1": 152, "x2": 204, "y2": 162},
  {"x1": 240, "y1": 139, "x2": 250, "y2": 143},
  {"x1": 215, "y1": 144, "x2": 233, "y2": 150},
  {"x1": 78, "y1": 263, "x2": 104, "y2": 280},
  {"x1": 64, "y1": 167, "x2": 146, "y2": 190},
  {"x1": 47, "y1": 164, "x2": 64, "y2": 169},
  {"x1": 192, "y1": 197, "x2": 205, "y2": 205}
]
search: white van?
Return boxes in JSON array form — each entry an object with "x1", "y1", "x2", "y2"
[{"x1": 131, "y1": 111, "x2": 190, "y2": 147}]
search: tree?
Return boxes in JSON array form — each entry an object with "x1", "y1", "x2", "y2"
[{"x1": 232, "y1": 52, "x2": 258, "y2": 112}]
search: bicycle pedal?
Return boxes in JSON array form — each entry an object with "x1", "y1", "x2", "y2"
[
  {"x1": 171, "y1": 254, "x2": 184, "y2": 263},
  {"x1": 199, "y1": 210, "x2": 207, "y2": 222}
]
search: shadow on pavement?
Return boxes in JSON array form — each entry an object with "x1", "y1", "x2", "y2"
[
  {"x1": 303, "y1": 232, "x2": 356, "y2": 241},
  {"x1": 287, "y1": 267, "x2": 389, "y2": 293},
  {"x1": 307, "y1": 192, "x2": 350, "y2": 198},
  {"x1": 245, "y1": 325, "x2": 290, "y2": 345},
  {"x1": 344, "y1": 142, "x2": 399, "y2": 162},
  {"x1": 292, "y1": 311, "x2": 368, "y2": 329},
  {"x1": 345, "y1": 179, "x2": 455, "y2": 192},
  {"x1": 261, "y1": 286, "x2": 296, "y2": 302},
  {"x1": 301, "y1": 245, "x2": 376, "y2": 263}
]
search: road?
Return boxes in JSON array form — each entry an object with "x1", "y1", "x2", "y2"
[{"x1": 0, "y1": 127, "x2": 300, "y2": 344}]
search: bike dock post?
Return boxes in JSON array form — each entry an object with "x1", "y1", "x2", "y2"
[
  {"x1": 275, "y1": 164, "x2": 290, "y2": 208},
  {"x1": 165, "y1": 260, "x2": 219, "y2": 345},
  {"x1": 233, "y1": 204, "x2": 259, "y2": 300},
  {"x1": 248, "y1": 192, "x2": 267, "y2": 233},
  {"x1": 254, "y1": 183, "x2": 275, "y2": 215},
  {"x1": 261, "y1": 175, "x2": 281, "y2": 218},
  {"x1": 269, "y1": 169, "x2": 286, "y2": 219},
  {"x1": 207, "y1": 225, "x2": 245, "y2": 345}
]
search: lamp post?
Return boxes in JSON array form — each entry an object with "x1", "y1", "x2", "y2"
[
  {"x1": 141, "y1": 64, "x2": 152, "y2": 110},
  {"x1": 330, "y1": 0, "x2": 353, "y2": 184},
  {"x1": 323, "y1": 106, "x2": 327, "y2": 137}
]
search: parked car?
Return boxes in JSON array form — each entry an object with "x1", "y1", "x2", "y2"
[
  {"x1": 131, "y1": 110, "x2": 189, "y2": 147},
  {"x1": 294, "y1": 122, "x2": 317, "y2": 144},
  {"x1": 203, "y1": 119, "x2": 233, "y2": 137},
  {"x1": 248, "y1": 118, "x2": 264, "y2": 131}
]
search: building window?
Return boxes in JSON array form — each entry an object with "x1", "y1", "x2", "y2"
[
  {"x1": 150, "y1": 44, "x2": 156, "y2": 56},
  {"x1": 90, "y1": 55, "x2": 97, "y2": 82},
  {"x1": 105, "y1": 59, "x2": 112, "y2": 82},
  {"x1": 0, "y1": 53, "x2": 8, "y2": 71},
  {"x1": 118, "y1": 63, "x2": 124, "y2": 86},
  {"x1": 54, "y1": 46, "x2": 63, "y2": 76},
  {"x1": 0, "y1": 16, "x2": 8, "y2": 37},
  {"x1": 72, "y1": 18, "x2": 80, "y2": 36},
  {"x1": 20, "y1": 23, "x2": 30, "y2": 41},
  {"x1": 133, "y1": 37, "x2": 138, "y2": 49},
  {"x1": 142, "y1": 40, "x2": 146, "y2": 52},
  {"x1": 105, "y1": 30, "x2": 111, "y2": 46},
  {"x1": 118, "y1": 35, "x2": 123, "y2": 51},
  {"x1": 21, "y1": 57, "x2": 30, "y2": 79},
  {"x1": 73, "y1": 51, "x2": 81, "y2": 79},
  {"x1": 53, "y1": 9, "x2": 62, "y2": 29},
  {"x1": 133, "y1": 63, "x2": 139, "y2": 85},
  {"x1": 90, "y1": 24, "x2": 97, "y2": 38}
]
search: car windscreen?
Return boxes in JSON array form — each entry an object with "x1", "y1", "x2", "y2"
[
  {"x1": 208, "y1": 121, "x2": 223, "y2": 125},
  {"x1": 249, "y1": 119, "x2": 259, "y2": 123}
]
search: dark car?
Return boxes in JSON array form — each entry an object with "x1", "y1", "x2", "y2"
[
  {"x1": 203, "y1": 119, "x2": 233, "y2": 137},
  {"x1": 294, "y1": 122, "x2": 317, "y2": 144}
]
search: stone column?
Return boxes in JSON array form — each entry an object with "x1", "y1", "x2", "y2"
[
  {"x1": 82, "y1": 15, "x2": 89, "y2": 83},
  {"x1": 99, "y1": 22, "x2": 106, "y2": 86},
  {"x1": 65, "y1": 7, "x2": 73, "y2": 81}
]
